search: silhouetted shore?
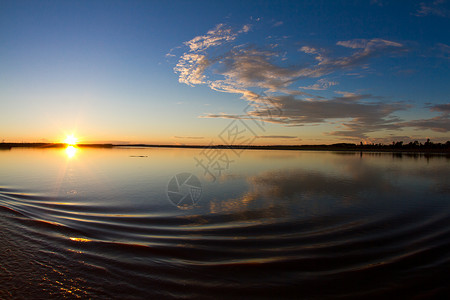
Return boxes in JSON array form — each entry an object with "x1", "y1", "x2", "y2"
[
  {"x1": 116, "y1": 143, "x2": 450, "y2": 153},
  {"x1": 0, "y1": 143, "x2": 113, "y2": 149},
  {"x1": 2, "y1": 141, "x2": 449, "y2": 153}
]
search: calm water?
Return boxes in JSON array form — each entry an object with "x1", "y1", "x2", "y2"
[{"x1": 0, "y1": 147, "x2": 449, "y2": 299}]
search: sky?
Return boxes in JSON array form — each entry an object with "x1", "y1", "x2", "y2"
[{"x1": 1, "y1": 0, "x2": 449, "y2": 145}]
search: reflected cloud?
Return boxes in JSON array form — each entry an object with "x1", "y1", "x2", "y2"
[
  {"x1": 247, "y1": 167, "x2": 394, "y2": 202},
  {"x1": 209, "y1": 153, "x2": 450, "y2": 215}
]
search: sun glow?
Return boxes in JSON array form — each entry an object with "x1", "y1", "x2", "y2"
[
  {"x1": 64, "y1": 134, "x2": 78, "y2": 145},
  {"x1": 65, "y1": 145, "x2": 77, "y2": 158}
]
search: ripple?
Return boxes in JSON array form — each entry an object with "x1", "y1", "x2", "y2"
[{"x1": 1, "y1": 180, "x2": 449, "y2": 299}]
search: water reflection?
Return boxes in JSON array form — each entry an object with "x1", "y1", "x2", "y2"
[
  {"x1": 65, "y1": 145, "x2": 77, "y2": 158},
  {"x1": 0, "y1": 148, "x2": 448, "y2": 299},
  {"x1": 332, "y1": 150, "x2": 450, "y2": 161},
  {"x1": 208, "y1": 150, "x2": 450, "y2": 218}
]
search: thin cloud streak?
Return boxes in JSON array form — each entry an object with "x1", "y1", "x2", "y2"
[
  {"x1": 299, "y1": 79, "x2": 338, "y2": 90},
  {"x1": 399, "y1": 104, "x2": 450, "y2": 133},
  {"x1": 173, "y1": 136, "x2": 205, "y2": 139},
  {"x1": 256, "y1": 135, "x2": 298, "y2": 139},
  {"x1": 415, "y1": 0, "x2": 450, "y2": 17}
]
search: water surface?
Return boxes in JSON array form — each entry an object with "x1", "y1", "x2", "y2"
[{"x1": 0, "y1": 147, "x2": 449, "y2": 299}]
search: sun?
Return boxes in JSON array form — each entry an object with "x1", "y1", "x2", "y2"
[{"x1": 64, "y1": 134, "x2": 78, "y2": 146}]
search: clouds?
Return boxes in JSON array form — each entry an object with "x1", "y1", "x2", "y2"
[
  {"x1": 174, "y1": 24, "x2": 237, "y2": 86},
  {"x1": 185, "y1": 24, "x2": 237, "y2": 52},
  {"x1": 273, "y1": 21, "x2": 283, "y2": 27},
  {"x1": 218, "y1": 48, "x2": 303, "y2": 91},
  {"x1": 402, "y1": 115, "x2": 450, "y2": 133},
  {"x1": 436, "y1": 43, "x2": 450, "y2": 59},
  {"x1": 173, "y1": 136, "x2": 205, "y2": 139},
  {"x1": 370, "y1": 0, "x2": 385, "y2": 6},
  {"x1": 202, "y1": 93, "x2": 408, "y2": 139},
  {"x1": 240, "y1": 24, "x2": 252, "y2": 33},
  {"x1": 174, "y1": 23, "x2": 404, "y2": 94},
  {"x1": 430, "y1": 103, "x2": 450, "y2": 113},
  {"x1": 170, "y1": 22, "x2": 445, "y2": 140},
  {"x1": 299, "y1": 46, "x2": 327, "y2": 63},
  {"x1": 295, "y1": 39, "x2": 404, "y2": 79},
  {"x1": 174, "y1": 24, "x2": 404, "y2": 91},
  {"x1": 400, "y1": 104, "x2": 450, "y2": 133},
  {"x1": 415, "y1": 0, "x2": 450, "y2": 17},
  {"x1": 174, "y1": 53, "x2": 209, "y2": 85},
  {"x1": 256, "y1": 135, "x2": 298, "y2": 139},
  {"x1": 329, "y1": 38, "x2": 403, "y2": 69},
  {"x1": 299, "y1": 79, "x2": 338, "y2": 90},
  {"x1": 336, "y1": 38, "x2": 402, "y2": 49}
]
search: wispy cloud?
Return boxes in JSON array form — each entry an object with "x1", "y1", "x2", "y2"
[
  {"x1": 414, "y1": 0, "x2": 450, "y2": 17},
  {"x1": 331, "y1": 39, "x2": 403, "y2": 68},
  {"x1": 256, "y1": 135, "x2": 297, "y2": 139},
  {"x1": 173, "y1": 136, "x2": 205, "y2": 139},
  {"x1": 298, "y1": 46, "x2": 327, "y2": 62},
  {"x1": 299, "y1": 79, "x2": 338, "y2": 90},
  {"x1": 401, "y1": 116, "x2": 450, "y2": 132},
  {"x1": 436, "y1": 43, "x2": 450, "y2": 59},
  {"x1": 239, "y1": 24, "x2": 252, "y2": 33},
  {"x1": 173, "y1": 24, "x2": 237, "y2": 86},
  {"x1": 430, "y1": 103, "x2": 450, "y2": 113},
  {"x1": 185, "y1": 23, "x2": 237, "y2": 52},
  {"x1": 370, "y1": 0, "x2": 384, "y2": 7},
  {"x1": 202, "y1": 93, "x2": 408, "y2": 139},
  {"x1": 400, "y1": 103, "x2": 450, "y2": 133},
  {"x1": 273, "y1": 21, "x2": 283, "y2": 27}
]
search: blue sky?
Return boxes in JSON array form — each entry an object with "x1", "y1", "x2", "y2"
[{"x1": 1, "y1": 0, "x2": 449, "y2": 144}]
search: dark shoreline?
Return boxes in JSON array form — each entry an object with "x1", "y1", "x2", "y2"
[
  {"x1": 115, "y1": 143, "x2": 450, "y2": 153},
  {"x1": 1, "y1": 142, "x2": 449, "y2": 154},
  {"x1": 0, "y1": 143, "x2": 114, "y2": 149}
]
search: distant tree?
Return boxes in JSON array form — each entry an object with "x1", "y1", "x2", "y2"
[{"x1": 394, "y1": 141, "x2": 403, "y2": 148}]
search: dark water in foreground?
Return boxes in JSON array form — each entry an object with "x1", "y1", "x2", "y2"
[{"x1": 0, "y1": 147, "x2": 449, "y2": 299}]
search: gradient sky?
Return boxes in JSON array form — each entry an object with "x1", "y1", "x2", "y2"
[{"x1": 1, "y1": 0, "x2": 449, "y2": 145}]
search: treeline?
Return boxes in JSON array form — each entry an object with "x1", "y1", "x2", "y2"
[{"x1": 358, "y1": 139, "x2": 450, "y2": 150}]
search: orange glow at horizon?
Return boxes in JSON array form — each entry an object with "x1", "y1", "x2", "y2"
[{"x1": 64, "y1": 134, "x2": 78, "y2": 145}]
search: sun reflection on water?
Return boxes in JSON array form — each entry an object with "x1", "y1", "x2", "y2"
[
  {"x1": 69, "y1": 237, "x2": 91, "y2": 242},
  {"x1": 65, "y1": 146, "x2": 77, "y2": 158}
]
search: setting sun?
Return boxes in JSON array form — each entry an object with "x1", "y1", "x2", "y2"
[{"x1": 64, "y1": 135, "x2": 78, "y2": 145}]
